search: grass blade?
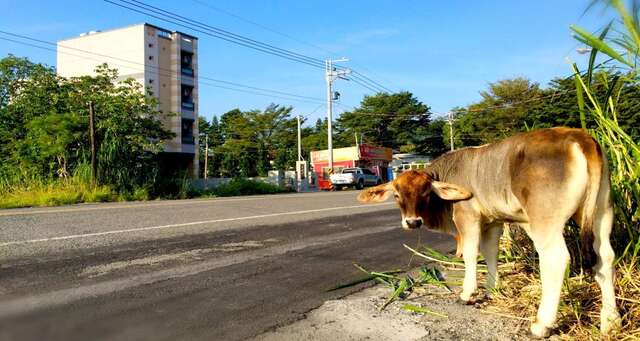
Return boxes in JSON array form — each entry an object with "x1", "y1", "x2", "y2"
[{"x1": 402, "y1": 304, "x2": 448, "y2": 318}]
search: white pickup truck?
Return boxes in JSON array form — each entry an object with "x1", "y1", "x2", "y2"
[{"x1": 330, "y1": 167, "x2": 382, "y2": 190}]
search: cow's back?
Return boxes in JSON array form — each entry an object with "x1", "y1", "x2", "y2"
[{"x1": 433, "y1": 127, "x2": 604, "y2": 224}]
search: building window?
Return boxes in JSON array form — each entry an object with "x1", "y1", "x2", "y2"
[
  {"x1": 157, "y1": 29, "x2": 172, "y2": 40},
  {"x1": 181, "y1": 51, "x2": 194, "y2": 76},
  {"x1": 148, "y1": 43, "x2": 154, "y2": 48},
  {"x1": 181, "y1": 119, "x2": 194, "y2": 144},
  {"x1": 149, "y1": 79, "x2": 154, "y2": 84},
  {"x1": 148, "y1": 55, "x2": 154, "y2": 61},
  {"x1": 181, "y1": 85, "x2": 194, "y2": 110}
]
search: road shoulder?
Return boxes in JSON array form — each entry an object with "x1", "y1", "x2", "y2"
[{"x1": 255, "y1": 277, "x2": 532, "y2": 341}]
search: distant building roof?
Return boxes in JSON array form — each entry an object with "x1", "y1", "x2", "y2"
[{"x1": 58, "y1": 23, "x2": 197, "y2": 42}]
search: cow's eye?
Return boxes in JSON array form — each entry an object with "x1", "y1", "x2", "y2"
[{"x1": 393, "y1": 193, "x2": 400, "y2": 200}]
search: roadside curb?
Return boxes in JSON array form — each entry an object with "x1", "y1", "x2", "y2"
[{"x1": 254, "y1": 273, "x2": 534, "y2": 341}]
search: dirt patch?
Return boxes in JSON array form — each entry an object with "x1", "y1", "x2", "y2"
[{"x1": 255, "y1": 285, "x2": 533, "y2": 341}]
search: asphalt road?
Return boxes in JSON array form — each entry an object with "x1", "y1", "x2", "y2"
[{"x1": 0, "y1": 191, "x2": 454, "y2": 341}]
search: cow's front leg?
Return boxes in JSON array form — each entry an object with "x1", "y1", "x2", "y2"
[{"x1": 457, "y1": 221, "x2": 481, "y2": 303}]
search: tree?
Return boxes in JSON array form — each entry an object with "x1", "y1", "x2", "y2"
[
  {"x1": 0, "y1": 57, "x2": 174, "y2": 192},
  {"x1": 215, "y1": 104, "x2": 297, "y2": 177},
  {"x1": 416, "y1": 117, "x2": 449, "y2": 157},
  {"x1": 0, "y1": 56, "x2": 61, "y2": 178},
  {"x1": 453, "y1": 73, "x2": 640, "y2": 148},
  {"x1": 67, "y1": 65, "x2": 174, "y2": 190},
  {"x1": 198, "y1": 115, "x2": 224, "y2": 178},
  {"x1": 455, "y1": 78, "x2": 544, "y2": 145},
  {"x1": 301, "y1": 118, "x2": 328, "y2": 159},
  {"x1": 336, "y1": 92, "x2": 432, "y2": 151}
]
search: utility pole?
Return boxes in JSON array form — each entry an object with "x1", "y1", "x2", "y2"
[
  {"x1": 297, "y1": 115, "x2": 302, "y2": 162},
  {"x1": 204, "y1": 134, "x2": 209, "y2": 180},
  {"x1": 447, "y1": 111, "x2": 455, "y2": 151},
  {"x1": 88, "y1": 101, "x2": 97, "y2": 186},
  {"x1": 325, "y1": 58, "x2": 351, "y2": 170}
]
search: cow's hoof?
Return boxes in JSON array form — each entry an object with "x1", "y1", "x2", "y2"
[
  {"x1": 456, "y1": 297, "x2": 473, "y2": 305},
  {"x1": 600, "y1": 311, "x2": 621, "y2": 335},
  {"x1": 529, "y1": 321, "x2": 551, "y2": 339}
]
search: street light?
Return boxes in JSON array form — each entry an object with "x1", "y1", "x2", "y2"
[{"x1": 576, "y1": 47, "x2": 592, "y2": 54}]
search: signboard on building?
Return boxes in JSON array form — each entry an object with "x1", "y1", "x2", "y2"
[
  {"x1": 310, "y1": 146, "x2": 359, "y2": 163},
  {"x1": 359, "y1": 145, "x2": 392, "y2": 160}
]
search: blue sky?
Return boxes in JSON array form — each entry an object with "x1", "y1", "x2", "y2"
[{"x1": 1, "y1": 0, "x2": 614, "y2": 124}]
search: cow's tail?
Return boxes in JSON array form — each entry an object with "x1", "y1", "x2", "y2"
[{"x1": 577, "y1": 137, "x2": 607, "y2": 270}]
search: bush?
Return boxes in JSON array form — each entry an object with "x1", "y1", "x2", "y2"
[{"x1": 210, "y1": 178, "x2": 291, "y2": 197}]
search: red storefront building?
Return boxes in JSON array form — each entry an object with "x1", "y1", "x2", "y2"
[{"x1": 310, "y1": 144, "x2": 393, "y2": 190}]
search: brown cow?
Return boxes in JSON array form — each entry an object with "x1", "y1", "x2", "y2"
[{"x1": 358, "y1": 127, "x2": 620, "y2": 337}]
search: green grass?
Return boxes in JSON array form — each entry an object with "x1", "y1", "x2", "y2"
[
  {"x1": 0, "y1": 178, "x2": 115, "y2": 209},
  {"x1": 0, "y1": 177, "x2": 292, "y2": 209}
]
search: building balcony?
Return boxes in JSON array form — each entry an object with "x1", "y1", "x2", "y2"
[
  {"x1": 181, "y1": 101, "x2": 195, "y2": 111},
  {"x1": 181, "y1": 135, "x2": 195, "y2": 145},
  {"x1": 180, "y1": 39, "x2": 194, "y2": 53},
  {"x1": 181, "y1": 66, "x2": 194, "y2": 77}
]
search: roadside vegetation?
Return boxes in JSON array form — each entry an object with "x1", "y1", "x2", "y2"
[
  {"x1": 349, "y1": 1, "x2": 640, "y2": 339},
  {"x1": 0, "y1": 59, "x2": 296, "y2": 208},
  {"x1": 499, "y1": 1, "x2": 640, "y2": 338}
]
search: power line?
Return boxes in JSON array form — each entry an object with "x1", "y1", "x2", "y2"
[
  {"x1": 188, "y1": 0, "x2": 397, "y2": 92},
  {"x1": 0, "y1": 30, "x2": 327, "y2": 105},
  {"x1": 105, "y1": 0, "x2": 326, "y2": 68},
  {"x1": 104, "y1": 0, "x2": 392, "y2": 94},
  {"x1": 351, "y1": 71, "x2": 392, "y2": 93},
  {"x1": 188, "y1": 0, "x2": 332, "y2": 56}
]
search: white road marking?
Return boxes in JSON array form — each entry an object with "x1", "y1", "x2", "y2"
[
  {"x1": 0, "y1": 191, "x2": 361, "y2": 217},
  {"x1": 0, "y1": 224, "x2": 398, "y2": 319},
  {"x1": 0, "y1": 203, "x2": 395, "y2": 247}
]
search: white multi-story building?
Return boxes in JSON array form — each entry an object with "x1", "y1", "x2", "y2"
[{"x1": 57, "y1": 23, "x2": 199, "y2": 177}]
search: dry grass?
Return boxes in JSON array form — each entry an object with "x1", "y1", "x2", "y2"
[{"x1": 489, "y1": 227, "x2": 640, "y2": 340}]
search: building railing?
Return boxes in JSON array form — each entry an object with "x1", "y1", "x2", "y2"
[
  {"x1": 181, "y1": 67, "x2": 194, "y2": 77},
  {"x1": 181, "y1": 101, "x2": 195, "y2": 110},
  {"x1": 181, "y1": 135, "x2": 195, "y2": 145}
]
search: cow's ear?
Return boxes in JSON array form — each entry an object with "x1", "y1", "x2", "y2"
[
  {"x1": 431, "y1": 181, "x2": 472, "y2": 201},
  {"x1": 358, "y1": 182, "x2": 394, "y2": 203}
]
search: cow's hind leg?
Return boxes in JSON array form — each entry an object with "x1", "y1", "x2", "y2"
[
  {"x1": 528, "y1": 226, "x2": 570, "y2": 338},
  {"x1": 480, "y1": 223, "x2": 503, "y2": 296},
  {"x1": 592, "y1": 203, "x2": 621, "y2": 334}
]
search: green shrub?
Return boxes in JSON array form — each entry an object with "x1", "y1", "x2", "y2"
[{"x1": 211, "y1": 178, "x2": 291, "y2": 197}]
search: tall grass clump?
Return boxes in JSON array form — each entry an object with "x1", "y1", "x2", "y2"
[
  {"x1": 492, "y1": 1, "x2": 640, "y2": 338},
  {"x1": 0, "y1": 175, "x2": 115, "y2": 209}
]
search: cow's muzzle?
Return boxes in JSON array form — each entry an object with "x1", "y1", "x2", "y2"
[{"x1": 403, "y1": 217, "x2": 423, "y2": 229}]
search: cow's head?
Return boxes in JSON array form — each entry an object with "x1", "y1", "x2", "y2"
[{"x1": 357, "y1": 170, "x2": 472, "y2": 230}]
